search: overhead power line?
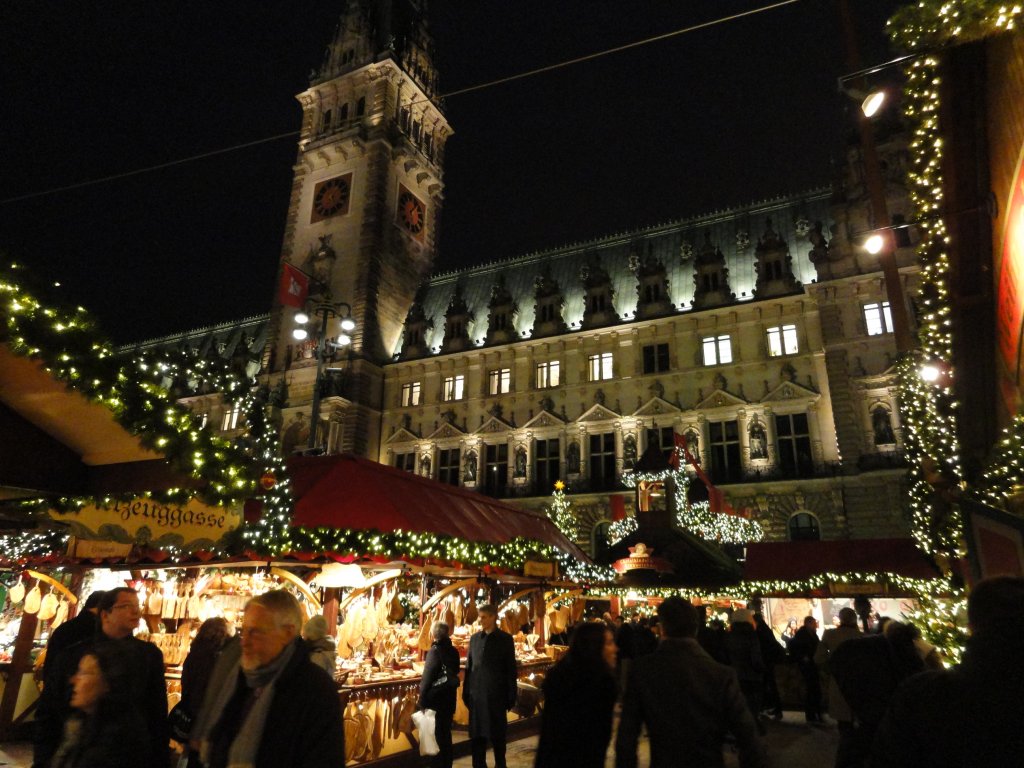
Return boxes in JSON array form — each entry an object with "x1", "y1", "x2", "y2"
[{"x1": 1, "y1": 0, "x2": 801, "y2": 206}]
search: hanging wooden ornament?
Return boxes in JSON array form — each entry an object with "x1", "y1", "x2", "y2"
[
  {"x1": 9, "y1": 577, "x2": 25, "y2": 605},
  {"x1": 24, "y1": 583, "x2": 42, "y2": 615}
]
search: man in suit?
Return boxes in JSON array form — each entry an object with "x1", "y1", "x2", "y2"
[
  {"x1": 463, "y1": 604, "x2": 517, "y2": 768},
  {"x1": 616, "y1": 596, "x2": 765, "y2": 768}
]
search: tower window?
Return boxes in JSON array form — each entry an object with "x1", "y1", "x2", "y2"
[
  {"x1": 766, "y1": 325, "x2": 799, "y2": 357},
  {"x1": 442, "y1": 375, "x2": 465, "y2": 402},
  {"x1": 536, "y1": 361, "x2": 560, "y2": 389},
  {"x1": 589, "y1": 294, "x2": 609, "y2": 313},
  {"x1": 642, "y1": 343, "x2": 670, "y2": 374},
  {"x1": 488, "y1": 368, "x2": 511, "y2": 395},
  {"x1": 642, "y1": 283, "x2": 661, "y2": 303},
  {"x1": 864, "y1": 302, "x2": 893, "y2": 336},
  {"x1": 702, "y1": 335, "x2": 733, "y2": 366},
  {"x1": 588, "y1": 352, "x2": 613, "y2": 381},
  {"x1": 401, "y1": 381, "x2": 421, "y2": 407},
  {"x1": 702, "y1": 272, "x2": 720, "y2": 291}
]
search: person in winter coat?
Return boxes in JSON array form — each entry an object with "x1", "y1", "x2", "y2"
[
  {"x1": 826, "y1": 620, "x2": 924, "y2": 768},
  {"x1": 752, "y1": 611, "x2": 785, "y2": 720},
  {"x1": 49, "y1": 642, "x2": 149, "y2": 768},
  {"x1": 872, "y1": 577, "x2": 1024, "y2": 768},
  {"x1": 192, "y1": 590, "x2": 344, "y2": 768},
  {"x1": 788, "y1": 615, "x2": 823, "y2": 723},
  {"x1": 815, "y1": 606, "x2": 861, "y2": 751},
  {"x1": 301, "y1": 614, "x2": 337, "y2": 677},
  {"x1": 463, "y1": 604, "x2": 517, "y2": 768},
  {"x1": 180, "y1": 617, "x2": 233, "y2": 768},
  {"x1": 419, "y1": 621, "x2": 462, "y2": 768},
  {"x1": 535, "y1": 622, "x2": 617, "y2": 768},
  {"x1": 34, "y1": 588, "x2": 167, "y2": 768},
  {"x1": 725, "y1": 610, "x2": 766, "y2": 734}
]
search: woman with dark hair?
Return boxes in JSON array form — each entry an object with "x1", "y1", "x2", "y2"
[
  {"x1": 534, "y1": 621, "x2": 617, "y2": 768},
  {"x1": 49, "y1": 642, "x2": 148, "y2": 768},
  {"x1": 180, "y1": 617, "x2": 233, "y2": 767}
]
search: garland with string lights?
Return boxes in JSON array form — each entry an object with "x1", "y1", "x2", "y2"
[
  {"x1": 975, "y1": 413, "x2": 1024, "y2": 509},
  {"x1": 1, "y1": 264, "x2": 579, "y2": 570},
  {"x1": 621, "y1": 467, "x2": 764, "y2": 544}
]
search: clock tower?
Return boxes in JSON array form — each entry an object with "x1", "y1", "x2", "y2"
[{"x1": 268, "y1": 0, "x2": 451, "y2": 457}]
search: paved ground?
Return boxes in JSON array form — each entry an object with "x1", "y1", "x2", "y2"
[
  {"x1": 453, "y1": 712, "x2": 839, "y2": 767},
  {"x1": 1, "y1": 713, "x2": 838, "y2": 767}
]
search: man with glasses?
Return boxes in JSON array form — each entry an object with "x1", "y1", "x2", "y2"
[{"x1": 33, "y1": 587, "x2": 168, "y2": 768}]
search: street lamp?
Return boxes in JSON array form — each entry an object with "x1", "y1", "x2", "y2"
[{"x1": 292, "y1": 300, "x2": 356, "y2": 451}]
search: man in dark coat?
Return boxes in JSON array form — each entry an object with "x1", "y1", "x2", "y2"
[
  {"x1": 463, "y1": 604, "x2": 517, "y2": 768},
  {"x1": 33, "y1": 587, "x2": 167, "y2": 768},
  {"x1": 616, "y1": 596, "x2": 765, "y2": 768},
  {"x1": 40, "y1": 590, "x2": 105, "y2": 686},
  {"x1": 787, "y1": 615, "x2": 823, "y2": 723},
  {"x1": 192, "y1": 590, "x2": 344, "y2": 768},
  {"x1": 419, "y1": 621, "x2": 462, "y2": 768},
  {"x1": 872, "y1": 577, "x2": 1024, "y2": 768}
]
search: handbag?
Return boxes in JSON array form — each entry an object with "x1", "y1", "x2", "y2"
[{"x1": 168, "y1": 701, "x2": 193, "y2": 743}]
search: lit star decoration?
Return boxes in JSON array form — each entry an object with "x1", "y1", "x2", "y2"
[{"x1": 0, "y1": 265, "x2": 566, "y2": 570}]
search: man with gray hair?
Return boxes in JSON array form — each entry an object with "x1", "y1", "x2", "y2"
[{"x1": 192, "y1": 589, "x2": 344, "y2": 767}]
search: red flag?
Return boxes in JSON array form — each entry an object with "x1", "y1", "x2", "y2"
[{"x1": 278, "y1": 263, "x2": 309, "y2": 308}]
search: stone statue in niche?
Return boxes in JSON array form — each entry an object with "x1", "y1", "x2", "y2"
[
  {"x1": 308, "y1": 234, "x2": 336, "y2": 290},
  {"x1": 872, "y1": 406, "x2": 896, "y2": 445},
  {"x1": 566, "y1": 442, "x2": 581, "y2": 474},
  {"x1": 514, "y1": 447, "x2": 527, "y2": 478},
  {"x1": 420, "y1": 454, "x2": 432, "y2": 477},
  {"x1": 463, "y1": 451, "x2": 477, "y2": 482},
  {"x1": 280, "y1": 413, "x2": 309, "y2": 455},
  {"x1": 684, "y1": 430, "x2": 701, "y2": 462},
  {"x1": 623, "y1": 435, "x2": 637, "y2": 469},
  {"x1": 749, "y1": 422, "x2": 768, "y2": 459}
]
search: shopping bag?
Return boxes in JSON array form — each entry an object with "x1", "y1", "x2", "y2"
[{"x1": 412, "y1": 708, "x2": 440, "y2": 756}]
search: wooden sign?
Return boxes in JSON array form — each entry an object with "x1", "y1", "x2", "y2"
[{"x1": 49, "y1": 497, "x2": 241, "y2": 552}]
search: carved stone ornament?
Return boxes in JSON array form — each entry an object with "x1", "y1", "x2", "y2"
[{"x1": 736, "y1": 230, "x2": 751, "y2": 251}]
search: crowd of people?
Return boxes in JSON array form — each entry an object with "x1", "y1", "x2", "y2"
[{"x1": 25, "y1": 576, "x2": 1024, "y2": 768}]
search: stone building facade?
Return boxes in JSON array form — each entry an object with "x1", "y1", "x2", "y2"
[{"x1": 130, "y1": 1, "x2": 922, "y2": 558}]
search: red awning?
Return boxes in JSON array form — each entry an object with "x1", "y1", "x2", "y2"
[
  {"x1": 743, "y1": 538, "x2": 939, "y2": 582},
  {"x1": 288, "y1": 454, "x2": 587, "y2": 559}
]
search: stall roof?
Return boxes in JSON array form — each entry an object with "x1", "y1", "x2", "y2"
[
  {"x1": 289, "y1": 453, "x2": 588, "y2": 560},
  {"x1": 743, "y1": 538, "x2": 940, "y2": 582}
]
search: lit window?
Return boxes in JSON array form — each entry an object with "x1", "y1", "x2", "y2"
[
  {"x1": 702, "y1": 335, "x2": 733, "y2": 366},
  {"x1": 401, "y1": 382, "x2": 421, "y2": 407},
  {"x1": 536, "y1": 361, "x2": 560, "y2": 389},
  {"x1": 766, "y1": 325, "x2": 799, "y2": 357},
  {"x1": 442, "y1": 375, "x2": 465, "y2": 402},
  {"x1": 221, "y1": 405, "x2": 242, "y2": 431},
  {"x1": 642, "y1": 343, "x2": 670, "y2": 374},
  {"x1": 588, "y1": 352, "x2": 613, "y2": 381},
  {"x1": 864, "y1": 302, "x2": 893, "y2": 336},
  {"x1": 488, "y1": 368, "x2": 511, "y2": 395}
]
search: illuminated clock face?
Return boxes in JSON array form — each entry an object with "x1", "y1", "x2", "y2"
[
  {"x1": 396, "y1": 186, "x2": 426, "y2": 239},
  {"x1": 311, "y1": 174, "x2": 352, "y2": 222}
]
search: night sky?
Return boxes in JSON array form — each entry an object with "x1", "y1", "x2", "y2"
[{"x1": 0, "y1": 1, "x2": 902, "y2": 343}]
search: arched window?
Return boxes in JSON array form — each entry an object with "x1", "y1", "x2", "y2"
[
  {"x1": 356, "y1": 97, "x2": 366, "y2": 116},
  {"x1": 788, "y1": 512, "x2": 820, "y2": 541},
  {"x1": 320, "y1": 109, "x2": 332, "y2": 133},
  {"x1": 592, "y1": 521, "x2": 612, "y2": 563}
]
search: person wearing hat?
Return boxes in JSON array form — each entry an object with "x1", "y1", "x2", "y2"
[
  {"x1": 725, "y1": 609, "x2": 766, "y2": 735},
  {"x1": 301, "y1": 614, "x2": 337, "y2": 677}
]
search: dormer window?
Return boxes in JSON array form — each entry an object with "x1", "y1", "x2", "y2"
[
  {"x1": 589, "y1": 294, "x2": 608, "y2": 313},
  {"x1": 643, "y1": 283, "x2": 661, "y2": 303},
  {"x1": 339, "y1": 103, "x2": 349, "y2": 122}
]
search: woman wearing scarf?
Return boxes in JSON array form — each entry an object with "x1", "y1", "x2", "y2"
[{"x1": 191, "y1": 590, "x2": 344, "y2": 768}]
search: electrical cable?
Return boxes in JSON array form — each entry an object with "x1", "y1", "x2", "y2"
[{"x1": 1, "y1": 0, "x2": 801, "y2": 205}]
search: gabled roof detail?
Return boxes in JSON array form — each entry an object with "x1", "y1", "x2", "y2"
[
  {"x1": 762, "y1": 380, "x2": 819, "y2": 403},
  {"x1": 522, "y1": 409, "x2": 566, "y2": 429},
  {"x1": 695, "y1": 388, "x2": 748, "y2": 410},
  {"x1": 577, "y1": 403, "x2": 621, "y2": 423},
  {"x1": 385, "y1": 427, "x2": 420, "y2": 444},
  {"x1": 427, "y1": 421, "x2": 466, "y2": 440},
  {"x1": 632, "y1": 396, "x2": 680, "y2": 417},
  {"x1": 475, "y1": 415, "x2": 512, "y2": 434}
]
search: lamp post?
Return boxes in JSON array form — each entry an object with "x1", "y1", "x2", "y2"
[
  {"x1": 839, "y1": 0, "x2": 916, "y2": 355},
  {"x1": 292, "y1": 300, "x2": 356, "y2": 451}
]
